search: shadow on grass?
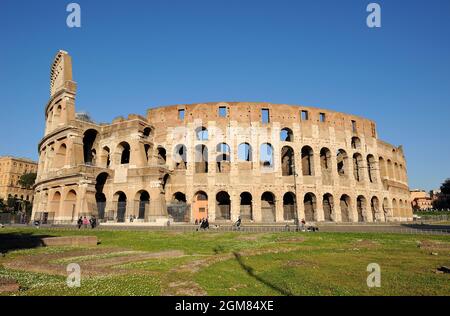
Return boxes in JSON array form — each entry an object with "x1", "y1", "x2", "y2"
[
  {"x1": 401, "y1": 223, "x2": 450, "y2": 232},
  {"x1": 0, "y1": 232, "x2": 55, "y2": 254},
  {"x1": 232, "y1": 251, "x2": 293, "y2": 296}
]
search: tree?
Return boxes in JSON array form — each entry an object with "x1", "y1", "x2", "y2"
[
  {"x1": 18, "y1": 172, "x2": 37, "y2": 189},
  {"x1": 432, "y1": 178, "x2": 450, "y2": 210}
]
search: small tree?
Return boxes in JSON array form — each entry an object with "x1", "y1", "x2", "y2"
[
  {"x1": 433, "y1": 178, "x2": 450, "y2": 210},
  {"x1": 18, "y1": 172, "x2": 37, "y2": 189}
]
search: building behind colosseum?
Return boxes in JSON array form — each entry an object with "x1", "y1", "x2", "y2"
[{"x1": 32, "y1": 51, "x2": 413, "y2": 224}]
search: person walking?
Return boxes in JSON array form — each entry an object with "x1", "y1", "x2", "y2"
[
  {"x1": 77, "y1": 216, "x2": 83, "y2": 229},
  {"x1": 90, "y1": 216, "x2": 97, "y2": 229},
  {"x1": 82, "y1": 216, "x2": 89, "y2": 228}
]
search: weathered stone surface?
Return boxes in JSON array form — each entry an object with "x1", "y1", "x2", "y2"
[{"x1": 32, "y1": 50, "x2": 413, "y2": 225}]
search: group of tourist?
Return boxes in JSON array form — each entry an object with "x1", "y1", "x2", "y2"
[
  {"x1": 77, "y1": 215, "x2": 97, "y2": 229},
  {"x1": 195, "y1": 218, "x2": 210, "y2": 230}
]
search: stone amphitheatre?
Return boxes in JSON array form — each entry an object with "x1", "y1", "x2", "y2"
[{"x1": 31, "y1": 50, "x2": 412, "y2": 225}]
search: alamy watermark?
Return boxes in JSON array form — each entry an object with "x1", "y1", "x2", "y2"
[{"x1": 366, "y1": 263, "x2": 381, "y2": 287}]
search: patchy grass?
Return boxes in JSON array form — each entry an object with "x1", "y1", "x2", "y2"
[{"x1": 0, "y1": 227, "x2": 449, "y2": 296}]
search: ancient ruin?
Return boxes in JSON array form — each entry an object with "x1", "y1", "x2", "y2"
[{"x1": 32, "y1": 51, "x2": 412, "y2": 224}]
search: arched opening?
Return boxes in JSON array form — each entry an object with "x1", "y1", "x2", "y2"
[
  {"x1": 356, "y1": 195, "x2": 366, "y2": 222},
  {"x1": 216, "y1": 191, "x2": 231, "y2": 220},
  {"x1": 303, "y1": 192, "x2": 316, "y2": 222},
  {"x1": 216, "y1": 143, "x2": 231, "y2": 173},
  {"x1": 64, "y1": 190, "x2": 77, "y2": 220},
  {"x1": 115, "y1": 191, "x2": 127, "y2": 222},
  {"x1": 367, "y1": 155, "x2": 376, "y2": 183},
  {"x1": 195, "y1": 144, "x2": 208, "y2": 173},
  {"x1": 283, "y1": 192, "x2": 296, "y2": 220},
  {"x1": 392, "y1": 198, "x2": 398, "y2": 217},
  {"x1": 353, "y1": 153, "x2": 363, "y2": 182},
  {"x1": 383, "y1": 198, "x2": 389, "y2": 219},
  {"x1": 260, "y1": 143, "x2": 274, "y2": 168},
  {"x1": 280, "y1": 128, "x2": 293, "y2": 142},
  {"x1": 196, "y1": 126, "x2": 208, "y2": 141},
  {"x1": 351, "y1": 137, "x2": 361, "y2": 150},
  {"x1": 143, "y1": 127, "x2": 152, "y2": 137},
  {"x1": 54, "y1": 144, "x2": 67, "y2": 168},
  {"x1": 394, "y1": 162, "x2": 399, "y2": 181},
  {"x1": 323, "y1": 193, "x2": 334, "y2": 221},
  {"x1": 83, "y1": 129, "x2": 98, "y2": 165},
  {"x1": 281, "y1": 146, "x2": 294, "y2": 176},
  {"x1": 379, "y1": 157, "x2": 386, "y2": 179},
  {"x1": 157, "y1": 146, "x2": 166, "y2": 165},
  {"x1": 337, "y1": 149, "x2": 348, "y2": 176},
  {"x1": 117, "y1": 142, "x2": 131, "y2": 165},
  {"x1": 95, "y1": 172, "x2": 108, "y2": 220},
  {"x1": 137, "y1": 190, "x2": 150, "y2": 220},
  {"x1": 301, "y1": 146, "x2": 314, "y2": 176},
  {"x1": 193, "y1": 191, "x2": 208, "y2": 222},
  {"x1": 238, "y1": 143, "x2": 252, "y2": 161},
  {"x1": 387, "y1": 159, "x2": 394, "y2": 179},
  {"x1": 340, "y1": 194, "x2": 351, "y2": 222},
  {"x1": 320, "y1": 148, "x2": 332, "y2": 171},
  {"x1": 168, "y1": 192, "x2": 189, "y2": 222},
  {"x1": 261, "y1": 192, "x2": 276, "y2": 222},
  {"x1": 102, "y1": 146, "x2": 111, "y2": 168},
  {"x1": 139, "y1": 144, "x2": 148, "y2": 163},
  {"x1": 174, "y1": 144, "x2": 187, "y2": 169},
  {"x1": 50, "y1": 191, "x2": 61, "y2": 215},
  {"x1": 371, "y1": 196, "x2": 380, "y2": 222},
  {"x1": 240, "y1": 192, "x2": 253, "y2": 220}
]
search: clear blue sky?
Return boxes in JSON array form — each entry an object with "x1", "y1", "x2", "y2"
[{"x1": 1, "y1": 0, "x2": 449, "y2": 190}]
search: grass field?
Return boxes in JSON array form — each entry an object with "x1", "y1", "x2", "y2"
[{"x1": 1, "y1": 227, "x2": 449, "y2": 296}]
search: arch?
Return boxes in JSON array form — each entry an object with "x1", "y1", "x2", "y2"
[
  {"x1": 64, "y1": 190, "x2": 77, "y2": 220},
  {"x1": 195, "y1": 144, "x2": 208, "y2": 173},
  {"x1": 260, "y1": 143, "x2": 274, "y2": 168},
  {"x1": 351, "y1": 136, "x2": 361, "y2": 150},
  {"x1": 392, "y1": 198, "x2": 398, "y2": 217},
  {"x1": 174, "y1": 144, "x2": 187, "y2": 169},
  {"x1": 50, "y1": 191, "x2": 61, "y2": 215},
  {"x1": 394, "y1": 162, "x2": 399, "y2": 181},
  {"x1": 387, "y1": 159, "x2": 394, "y2": 179},
  {"x1": 216, "y1": 143, "x2": 231, "y2": 173},
  {"x1": 353, "y1": 153, "x2": 364, "y2": 182},
  {"x1": 240, "y1": 192, "x2": 253, "y2": 220},
  {"x1": 283, "y1": 192, "x2": 296, "y2": 220},
  {"x1": 238, "y1": 143, "x2": 252, "y2": 161},
  {"x1": 83, "y1": 129, "x2": 98, "y2": 165},
  {"x1": 114, "y1": 191, "x2": 127, "y2": 222},
  {"x1": 356, "y1": 195, "x2": 366, "y2": 222},
  {"x1": 320, "y1": 147, "x2": 332, "y2": 171},
  {"x1": 173, "y1": 192, "x2": 187, "y2": 203},
  {"x1": 54, "y1": 143, "x2": 67, "y2": 168},
  {"x1": 116, "y1": 142, "x2": 131, "y2": 165},
  {"x1": 196, "y1": 126, "x2": 208, "y2": 141},
  {"x1": 383, "y1": 198, "x2": 389, "y2": 219},
  {"x1": 367, "y1": 155, "x2": 376, "y2": 183},
  {"x1": 281, "y1": 146, "x2": 294, "y2": 176},
  {"x1": 193, "y1": 191, "x2": 208, "y2": 222},
  {"x1": 95, "y1": 172, "x2": 108, "y2": 218},
  {"x1": 340, "y1": 194, "x2": 351, "y2": 222},
  {"x1": 216, "y1": 191, "x2": 231, "y2": 220},
  {"x1": 102, "y1": 146, "x2": 111, "y2": 168},
  {"x1": 136, "y1": 190, "x2": 150, "y2": 220},
  {"x1": 303, "y1": 192, "x2": 316, "y2": 222},
  {"x1": 168, "y1": 192, "x2": 189, "y2": 222},
  {"x1": 157, "y1": 146, "x2": 166, "y2": 165},
  {"x1": 323, "y1": 193, "x2": 334, "y2": 221},
  {"x1": 280, "y1": 128, "x2": 293, "y2": 142},
  {"x1": 336, "y1": 149, "x2": 348, "y2": 176},
  {"x1": 371, "y1": 196, "x2": 380, "y2": 222},
  {"x1": 261, "y1": 192, "x2": 276, "y2": 222},
  {"x1": 143, "y1": 127, "x2": 152, "y2": 137},
  {"x1": 378, "y1": 156, "x2": 387, "y2": 179},
  {"x1": 301, "y1": 146, "x2": 314, "y2": 176}
]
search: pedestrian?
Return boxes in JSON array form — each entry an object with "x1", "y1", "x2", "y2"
[
  {"x1": 82, "y1": 216, "x2": 89, "y2": 228},
  {"x1": 90, "y1": 216, "x2": 96, "y2": 229},
  {"x1": 77, "y1": 216, "x2": 83, "y2": 229},
  {"x1": 301, "y1": 218, "x2": 306, "y2": 231}
]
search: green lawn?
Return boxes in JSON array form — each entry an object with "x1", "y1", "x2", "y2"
[{"x1": 1, "y1": 227, "x2": 449, "y2": 296}]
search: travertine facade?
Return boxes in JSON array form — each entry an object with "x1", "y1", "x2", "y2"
[
  {"x1": 32, "y1": 51, "x2": 413, "y2": 224},
  {"x1": 0, "y1": 156, "x2": 37, "y2": 202}
]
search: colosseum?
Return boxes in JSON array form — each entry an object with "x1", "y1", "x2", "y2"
[{"x1": 32, "y1": 51, "x2": 413, "y2": 224}]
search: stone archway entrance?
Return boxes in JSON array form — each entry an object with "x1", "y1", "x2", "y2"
[
  {"x1": 261, "y1": 192, "x2": 276, "y2": 223},
  {"x1": 192, "y1": 191, "x2": 208, "y2": 222}
]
